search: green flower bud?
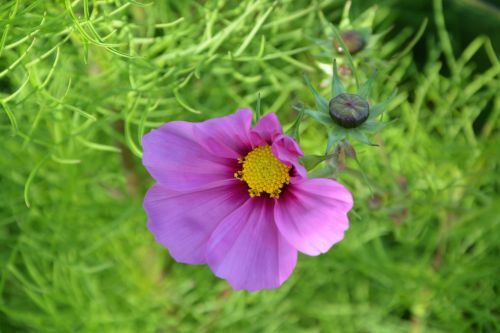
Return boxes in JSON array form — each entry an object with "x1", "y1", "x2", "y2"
[
  {"x1": 334, "y1": 30, "x2": 366, "y2": 55},
  {"x1": 329, "y1": 93, "x2": 369, "y2": 128}
]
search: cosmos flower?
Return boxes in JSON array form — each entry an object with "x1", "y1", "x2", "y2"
[{"x1": 142, "y1": 108, "x2": 353, "y2": 291}]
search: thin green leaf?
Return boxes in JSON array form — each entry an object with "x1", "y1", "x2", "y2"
[
  {"x1": 255, "y1": 92, "x2": 262, "y2": 122},
  {"x1": 0, "y1": 38, "x2": 36, "y2": 79},
  {"x1": 234, "y1": 4, "x2": 275, "y2": 57},
  {"x1": 24, "y1": 155, "x2": 49, "y2": 208},
  {"x1": 51, "y1": 155, "x2": 81, "y2": 164},
  {"x1": 433, "y1": 0, "x2": 457, "y2": 73},
  {"x1": 125, "y1": 94, "x2": 144, "y2": 158},
  {"x1": 0, "y1": 102, "x2": 18, "y2": 134},
  {"x1": 1, "y1": 72, "x2": 30, "y2": 103},
  {"x1": 138, "y1": 99, "x2": 160, "y2": 143},
  {"x1": 392, "y1": 18, "x2": 428, "y2": 60},
  {"x1": 173, "y1": 89, "x2": 202, "y2": 114},
  {"x1": 77, "y1": 138, "x2": 121, "y2": 153},
  {"x1": 0, "y1": 0, "x2": 18, "y2": 57},
  {"x1": 155, "y1": 17, "x2": 185, "y2": 28}
]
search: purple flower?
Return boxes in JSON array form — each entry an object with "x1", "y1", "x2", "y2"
[{"x1": 142, "y1": 108, "x2": 353, "y2": 291}]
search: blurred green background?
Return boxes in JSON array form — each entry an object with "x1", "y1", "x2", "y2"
[{"x1": 1, "y1": 0, "x2": 499, "y2": 332}]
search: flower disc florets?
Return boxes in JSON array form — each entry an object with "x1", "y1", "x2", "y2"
[
  {"x1": 234, "y1": 145, "x2": 291, "y2": 198},
  {"x1": 329, "y1": 93, "x2": 369, "y2": 128}
]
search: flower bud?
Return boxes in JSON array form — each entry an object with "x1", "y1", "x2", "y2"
[
  {"x1": 329, "y1": 93, "x2": 369, "y2": 128},
  {"x1": 334, "y1": 30, "x2": 366, "y2": 55}
]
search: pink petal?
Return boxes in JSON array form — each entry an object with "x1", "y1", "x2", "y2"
[
  {"x1": 206, "y1": 198, "x2": 297, "y2": 291},
  {"x1": 142, "y1": 121, "x2": 238, "y2": 192},
  {"x1": 144, "y1": 182, "x2": 248, "y2": 264},
  {"x1": 251, "y1": 112, "x2": 283, "y2": 145},
  {"x1": 274, "y1": 178, "x2": 353, "y2": 256},
  {"x1": 271, "y1": 134, "x2": 307, "y2": 178},
  {"x1": 194, "y1": 108, "x2": 253, "y2": 159}
]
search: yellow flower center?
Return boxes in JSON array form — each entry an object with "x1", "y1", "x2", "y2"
[{"x1": 234, "y1": 145, "x2": 291, "y2": 198}]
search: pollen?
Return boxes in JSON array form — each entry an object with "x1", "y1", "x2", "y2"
[{"x1": 234, "y1": 145, "x2": 291, "y2": 198}]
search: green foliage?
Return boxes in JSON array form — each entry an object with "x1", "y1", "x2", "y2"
[{"x1": 1, "y1": 0, "x2": 499, "y2": 332}]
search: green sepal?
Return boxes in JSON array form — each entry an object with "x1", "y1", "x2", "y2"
[
  {"x1": 349, "y1": 129, "x2": 377, "y2": 146},
  {"x1": 332, "y1": 59, "x2": 346, "y2": 98},
  {"x1": 286, "y1": 108, "x2": 304, "y2": 142},
  {"x1": 326, "y1": 128, "x2": 346, "y2": 154},
  {"x1": 358, "y1": 70, "x2": 378, "y2": 98},
  {"x1": 304, "y1": 108, "x2": 335, "y2": 126},
  {"x1": 308, "y1": 164, "x2": 336, "y2": 179},
  {"x1": 304, "y1": 75, "x2": 328, "y2": 113},
  {"x1": 369, "y1": 90, "x2": 397, "y2": 119},
  {"x1": 300, "y1": 153, "x2": 335, "y2": 171},
  {"x1": 358, "y1": 120, "x2": 389, "y2": 133}
]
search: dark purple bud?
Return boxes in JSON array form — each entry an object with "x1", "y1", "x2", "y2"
[
  {"x1": 334, "y1": 30, "x2": 366, "y2": 55},
  {"x1": 329, "y1": 93, "x2": 369, "y2": 128}
]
